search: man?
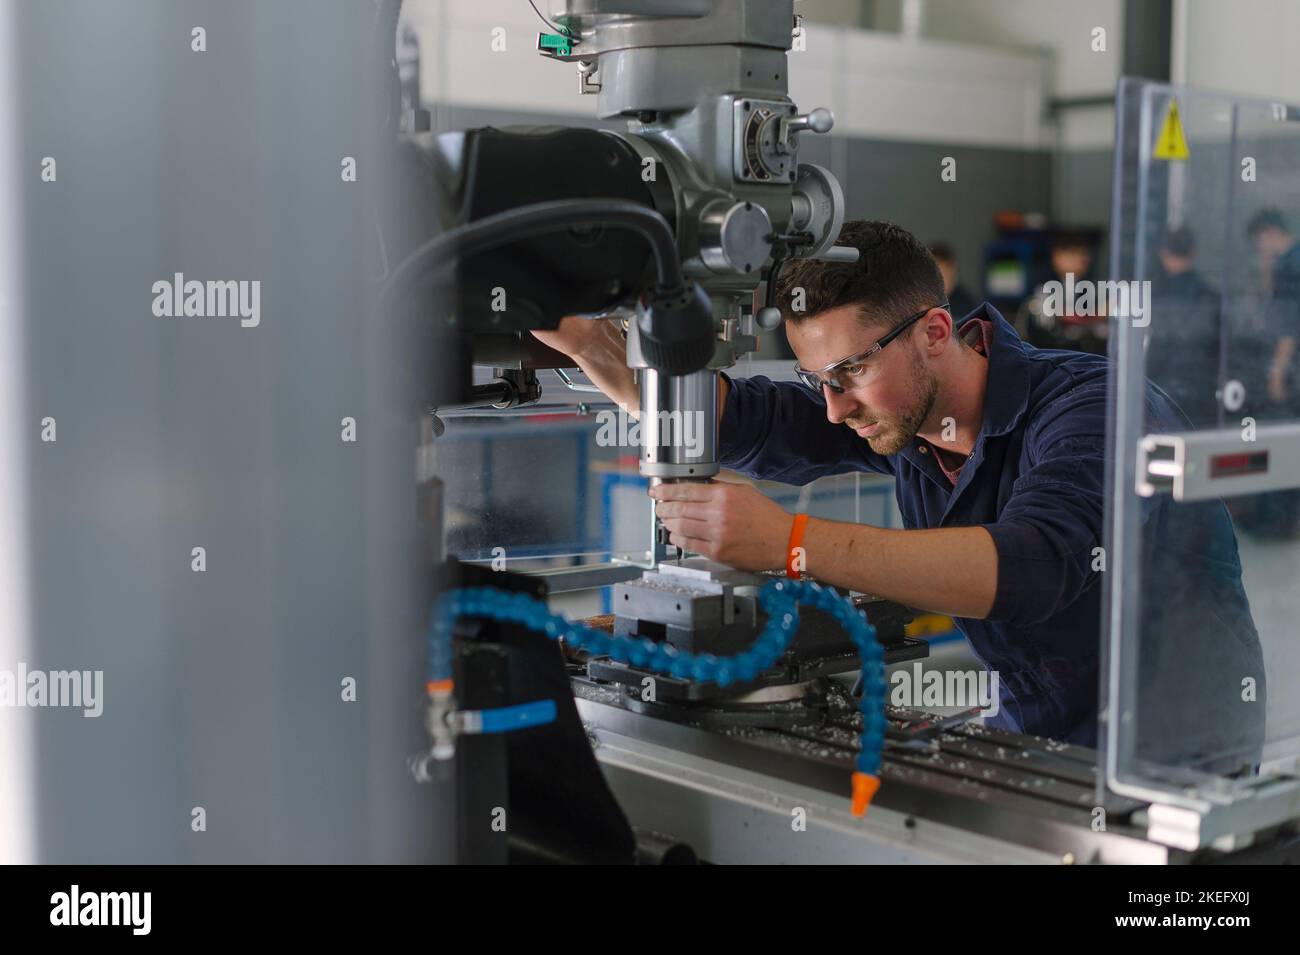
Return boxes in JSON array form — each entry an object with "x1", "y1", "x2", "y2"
[
  {"x1": 927, "y1": 241, "x2": 978, "y2": 320},
  {"x1": 536, "y1": 220, "x2": 1264, "y2": 773},
  {"x1": 1240, "y1": 208, "x2": 1300, "y2": 539},
  {"x1": 1018, "y1": 230, "x2": 1108, "y2": 355},
  {"x1": 1248, "y1": 208, "x2": 1300, "y2": 408},
  {"x1": 1146, "y1": 226, "x2": 1221, "y2": 429}
]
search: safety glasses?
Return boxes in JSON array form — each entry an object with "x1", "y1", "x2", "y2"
[{"x1": 793, "y1": 304, "x2": 946, "y2": 395}]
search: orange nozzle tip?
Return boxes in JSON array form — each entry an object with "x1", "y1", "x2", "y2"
[
  {"x1": 851, "y1": 772, "x2": 880, "y2": 817},
  {"x1": 426, "y1": 679, "x2": 454, "y2": 695}
]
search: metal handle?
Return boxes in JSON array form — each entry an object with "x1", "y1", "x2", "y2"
[{"x1": 786, "y1": 107, "x2": 834, "y2": 136}]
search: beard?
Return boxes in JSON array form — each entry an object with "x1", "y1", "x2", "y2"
[{"x1": 848, "y1": 346, "x2": 939, "y2": 456}]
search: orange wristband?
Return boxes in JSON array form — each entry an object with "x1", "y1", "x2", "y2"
[{"x1": 785, "y1": 513, "x2": 810, "y2": 578}]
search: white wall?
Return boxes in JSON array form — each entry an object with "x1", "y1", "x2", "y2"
[
  {"x1": 922, "y1": 0, "x2": 1124, "y2": 150},
  {"x1": 791, "y1": 25, "x2": 1046, "y2": 148},
  {"x1": 922, "y1": 0, "x2": 1123, "y2": 97},
  {"x1": 795, "y1": 0, "x2": 868, "y2": 29},
  {"x1": 402, "y1": 0, "x2": 600, "y2": 117},
  {"x1": 1182, "y1": 0, "x2": 1300, "y2": 102}
]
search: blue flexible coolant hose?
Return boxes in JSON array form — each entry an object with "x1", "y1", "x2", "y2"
[{"x1": 426, "y1": 578, "x2": 887, "y2": 812}]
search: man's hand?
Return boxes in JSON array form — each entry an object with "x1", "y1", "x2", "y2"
[
  {"x1": 649, "y1": 479, "x2": 793, "y2": 572},
  {"x1": 1269, "y1": 363, "x2": 1289, "y2": 404},
  {"x1": 531, "y1": 315, "x2": 640, "y2": 414},
  {"x1": 532, "y1": 315, "x2": 731, "y2": 430},
  {"x1": 1269, "y1": 336, "x2": 1296, "y2": 404},
  {"x1": 652, "y1": 480, "x2": 1000, "y2": 617},
  {"x1": 530, "y1": 314, "x2": 617, "y2": 363}
]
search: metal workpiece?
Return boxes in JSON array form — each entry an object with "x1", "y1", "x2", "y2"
[
  {"x1": 654, "y1": 555, "x2": 760, "y2": 587},
  {"x1": 611, "y1": 557, "x2": 759, "y2": 652},
  {"x1": 597, "y1": 557, "x2": 923, "y2": 707}
]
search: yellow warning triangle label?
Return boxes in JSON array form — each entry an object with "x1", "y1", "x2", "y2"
[{"x1": 1154, "y1": 98, "x2": 1190, "y2": 160}]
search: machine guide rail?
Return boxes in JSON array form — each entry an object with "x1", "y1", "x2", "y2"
[{"x1": 569, "y1": 675, "x2": 1280, "y2": 863}]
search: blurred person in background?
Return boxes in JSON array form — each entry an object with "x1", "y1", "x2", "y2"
[
  {"x1": 928, "y1": 241, "x2": 979, "y2": 320},
  {"x1": 1248, "y1": 208, "x2": 1300, "y2": 409},
  {"x1": 1018, "y1": 230, "x2": 1108, "y2": 355},
  {"x1": 1145, "y1": 226, "x2": 1222, "y2": 429},
  {"x1": 1237, "y1": 208, "x2": 1300, "y2": 539}
]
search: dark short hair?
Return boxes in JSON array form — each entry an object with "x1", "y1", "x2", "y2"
[
  {"x1": 777, "y1": 220, "x2": 946, "y2": 331},
  {"x1": 1050, "y1": 229, "x2": 1093, "y2": 253},
  {"x1": 1161, "y1": 226, "x2": 1195, "y2": 257},
  {"x1": 928, "y1": 241, "x2": 956, "y2": 264},
  {"x1": 1247, "y1": 207, "x2": 1289, "y2": 238}
]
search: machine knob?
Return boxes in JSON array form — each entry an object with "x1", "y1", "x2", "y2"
[
  {"x1": 698, "y1": 199, "x2": 773, "y2": 275},
  {"x1": 787, "y1": 107, "x2": 834, "y2": 136}
]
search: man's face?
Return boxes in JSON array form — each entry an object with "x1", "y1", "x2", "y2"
[
  {"x1": 1253, "y1": 226, "x2": 1291, "y2": 261},
  {"x1": 785, "y1": 304, "x2": 939, "y2": 456},
  {"x1": 1158, "y1": 248, "x2": 1192, "y2": 276},
  {"x1": 1051, "y1": 246, "x2": 1091, "y2": 278}
]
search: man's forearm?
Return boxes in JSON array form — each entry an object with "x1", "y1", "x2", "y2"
[{"x1": 802, "y1": 518, "x2": 998, "y2": 619}]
